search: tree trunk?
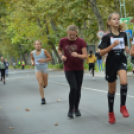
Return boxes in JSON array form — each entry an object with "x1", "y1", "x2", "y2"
[
  {"x1": 44, "y1": 20, "x2": 62, "y2": 63},
  {"x1": 37, "y1": 18, "x2": 62, "y2": 63},
  {"x1": 114, "y1": 0, "x2": 120, "y2": 14},
  {"x1": 88, "y1": 0, "x2": 105, "y2": 31}
]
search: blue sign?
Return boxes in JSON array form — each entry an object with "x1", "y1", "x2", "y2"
[{"x1": 125, "y1": 30, "x2": 133, "y2": 38}]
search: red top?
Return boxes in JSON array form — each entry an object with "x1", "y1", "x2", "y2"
[{"x1": 59, "y1": 37, "x2": 87, "y2": 71}]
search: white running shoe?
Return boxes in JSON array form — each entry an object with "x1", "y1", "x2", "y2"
[{"x1": 93, "y1": 77, "x2": 95, "y2": 81}]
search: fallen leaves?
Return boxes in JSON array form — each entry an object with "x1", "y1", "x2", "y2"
[
  {"x1": 16, "y1": 108, "x2": 21, "y2": 109},
  {"x1": 57, "y1": 99, "x2": 61, "y2": 102},
  {"x1": 9, "y1": 127, "x2": 15, "y2": 129},
  {"x1": 55, "y1": 123, "x2": 58, "y2": 126},
  {"x1": 25, "y1": 109, "x2": 30, "y2": 111}
]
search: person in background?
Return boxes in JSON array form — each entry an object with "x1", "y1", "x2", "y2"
[
  {"x1": 18, "y1": 60, "x2": 21, "y2": 68},
  {"x1": 21, "y1": 60, "x2": 25, "y2": 70},
  {"x1": 0, "y1": 57, "x2": 6, "y2": 84},
  {"x1": 13, "y1": 62, "x2": 16, "y2": 69},
  {"x1": 86, "y1": 50, "x2": 96, "y2": 80},
  {"x1": 95, "y1": 49, "x2": 103, "y2": 72},
  {"x1": 5, "y1": 59, "x2": 9, "y2": 77}
]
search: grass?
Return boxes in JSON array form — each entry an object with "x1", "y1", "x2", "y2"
[{"x1": 9, "y1": 62, "x2": 133, "y2": 72}]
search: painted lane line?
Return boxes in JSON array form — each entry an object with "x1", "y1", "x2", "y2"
[{"x1": 49, "y1": 81, "x2": 134, "y2": 98}]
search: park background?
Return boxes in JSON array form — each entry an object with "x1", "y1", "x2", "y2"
[{"x1": 0, "y1": 0, "x2": 134, "y2": 71}]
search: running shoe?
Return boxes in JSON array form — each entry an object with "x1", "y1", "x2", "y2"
[
  {"x1": 41, "y1": 98, "x2": 46, "y2": 105},
  {"x1": 120, "y1": 105, "x2": 129, "y2": 117},
  {"x1": 75, "y1": 109, "x2": 81, "y2": 116},
  {"x1": 108, "y1": 112, "x2": 116, "y2": 124},
  {"x1": 43, "y1": 86, "x2": 46, "y2": 88},
  {"x1": 68, "y1": 109, "x2": 74, "y2": 119},
  {"x1": 3, "y1": 82, "x2": 6, "y2": 84},
  {"x1": 93, "y1": 77, "x2": 95, "y2": 81}
]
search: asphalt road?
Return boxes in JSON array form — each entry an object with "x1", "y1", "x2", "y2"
[{"x1": 0, "y1": 69, "x2": 134, "y2": 134}]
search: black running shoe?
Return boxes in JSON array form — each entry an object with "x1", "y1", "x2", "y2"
[
  {"x1": 3, "y1": 82, "x2": 6, "y2": 84},
  {"x1": 41, "y1": 98, "x2": 46, "y2": 105},
  {"x1": 43, "y1": 86, "x2": 46, "y2": 88},
  {"x1": 75, "y1": 109, "x2": 81, "y2": 116},
  {"x1": 68, "y1": 109, "x2": 74, "y2": 119}
]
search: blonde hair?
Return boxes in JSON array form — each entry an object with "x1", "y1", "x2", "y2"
[
  {"x1": 107, "y1": 12, "x2": 125, "y2": 32},
  {"x1": 67, "y1": 25, "x2": 79, "y2": 37},
  {"x1": 34, "y1": 40, "x2": 42, "y2": 45}
]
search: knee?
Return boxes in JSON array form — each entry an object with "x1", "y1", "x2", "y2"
[
  {"x1": 121, "y1": 81, "x2": 127, "y2": 86},
  {"x1": 109, "y1": 88, "x2": 116, "y2": 94},
  {"x1": 39, "y1": 82, "x2": 43, "y2": 87}
]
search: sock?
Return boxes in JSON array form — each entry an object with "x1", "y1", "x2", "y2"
[
  {"x1": 120, "y1": 84, "x2": 127, "y2": 106},
  {"x1": 108, "y1": 92, "x2": 115, "y2": 113}
]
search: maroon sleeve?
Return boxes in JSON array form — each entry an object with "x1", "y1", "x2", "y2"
[
  {"x1": 59, "y1": 38, "x2": 63, "y2": 48},
  {"x1": 81, "y1": 39, "x2": 87, "y2": 48}
]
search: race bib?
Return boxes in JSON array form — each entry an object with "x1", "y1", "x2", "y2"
[
  {"x1": 132, "y1": 37, "x2": 134, "y2": 45},
  {"x1": 110, "y1": 38, "x2": 125, "y2": 50},
  {"x1": 35, "y1": 58, "x2": 44, "y2": 65}
]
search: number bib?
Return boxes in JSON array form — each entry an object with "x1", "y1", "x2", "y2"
[{"x1": 110, "y1": 38, "x2": 125, "y2": 50}]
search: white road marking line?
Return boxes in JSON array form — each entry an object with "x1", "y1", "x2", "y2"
[{"x1": 49, "y1": 81, "x2": 134, "y2": 98}]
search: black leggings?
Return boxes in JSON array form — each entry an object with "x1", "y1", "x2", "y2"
[
  {"x1": 65, "y1": 70, "x2": 83, "y2": 110},
  {"x1": 89, "y1": 63, "x2": 95, "y2": 76},
  {"x1": 1, "y1": 69, "x2": 5, "y2": 78}
]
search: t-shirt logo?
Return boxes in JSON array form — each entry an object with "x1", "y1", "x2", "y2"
[
  {"x1": 65, "y1": 44, "x2": 77, "y2": 55},
  {"x1": 110, "y1": 38, "x2": 125, "y2": 50}
]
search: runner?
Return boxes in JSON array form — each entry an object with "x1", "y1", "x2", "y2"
[
  {"x1": 0, "y1": 57, "x2": 6, "y2": 84},
  {"x1": 130, "y1": 37, "x2": 134, "y2": 57},
  {"x1": 31, "y1": 40, "x2": 52, "y2": 105},
  {"x1": 86, "y1": 50, "x2": 96, "y2": 80},
  {"x1": 99, "y1": 12, "x2": 130, "y2": 124},
  {"x1": 58, "y1": 25, "x2": 88, "y2": 118},
  {"x1": 21, "y1": 61, "x2": 25, "y2": 70},
  {"x1": 95, "y1": 49, "x2": 103, "y2": 72},
  {"x1": 5, "y1": 59, "x2": 9, "y2": 77}
]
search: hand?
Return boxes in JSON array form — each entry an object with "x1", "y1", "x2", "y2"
[
  {"x1": 125, "y1": 46, "x2": 130, "y2": 54},
  {"x1": 38, "y1": 59, "x2": 45, "y2": 63},
  {"x1": 112, "y1": 40, "x2": 120, "y2": 47},
  {"x1": 61, "y1": 55, "x2": 67, "y2": 62},
  {"x1": 71, "y1": 52, "x2": 78, "y2": 57},
  {"x1": 32, "y1": 62, "x2": 35, "y2": 66}
]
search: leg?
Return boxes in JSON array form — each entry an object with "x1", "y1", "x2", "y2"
[
  {"x1": 108, "y1": 81, "x2": 116, "y2": 112},
  {"x1": 43, "y1": 73, "x2": 48, "y2": 88},
  {"x1": 92, "y1": 64, "x2": 95, "y2": 77},
  {"x1": 108, "y1": 81, "x2": 116, "y2": 124},
  {"x1": 118, "y1": 70, "x2": 127, "y2": 106},
  {"x1": 100, "y1": 59, "x2": 103, "y2": 71},
  {"x1": 117, "y1": 70, "x2": 129, "y2": 117},
  {"x1": 36, "y1": 71, "x2": 44, "y2": 98},
  {"x1": 65, "y1": 71, "x2": 77, "y2": 111},
  {"x1": 75, "y1": 70, "x2": 84, "y2": 110},
  {"x1": 97, "y1": 60, "x2": 100, "y2": 72}
]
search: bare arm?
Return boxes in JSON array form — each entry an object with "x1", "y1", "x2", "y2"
[
  {"x1": 31, "y1": 51, "x2": 34, "y2": 65},
  {"x1": 77, "y1": 47, "x2": 88, "y2": 59},
  {"x1": 58, "y1": 46, "x2": 63, "y2": 57},
  {"x1": 100, "y1": 40, "x2": 119, "y2": 56},
  {"x1": 58, "y1": 45, "x2": 67, "y2": 62},
  {"x1": 71, "y1": 47, "x2": 88, "y2": 59},
  {"x1": 131, "y1": 45, "x2": 134, "y2": 56},
  {"x1": 44, "y1": 50, "x2": 52, "y2": 62}
]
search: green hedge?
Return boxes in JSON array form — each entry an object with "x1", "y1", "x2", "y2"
[{"x1": 8, "y1": 62, "x2": 133, "y2": 71}]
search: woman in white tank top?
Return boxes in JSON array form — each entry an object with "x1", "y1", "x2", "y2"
[{"x1": 31, "y1": 40, "x2": 52, "y2": 104}]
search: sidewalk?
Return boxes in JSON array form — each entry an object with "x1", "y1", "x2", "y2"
[{"x1": 85, "y1": 70, "x2": 134, "y2": 77}]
